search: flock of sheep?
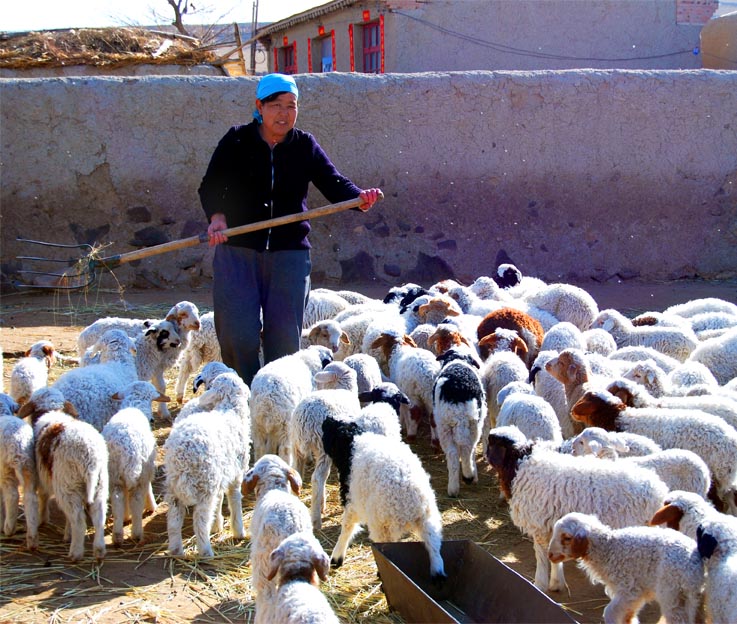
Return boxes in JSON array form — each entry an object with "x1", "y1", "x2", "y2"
[{"x1": 2, "y1": 264, "x2": 737, "y2": 623}]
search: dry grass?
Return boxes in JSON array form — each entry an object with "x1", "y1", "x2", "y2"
[{"x1": 0, "y1": 27, "x2": 216, "y2": 70}]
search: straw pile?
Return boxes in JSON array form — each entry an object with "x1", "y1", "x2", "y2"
[{"x1": 0, "y1": 27, "x2": 216, "y2": 69}]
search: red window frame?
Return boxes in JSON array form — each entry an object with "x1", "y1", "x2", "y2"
[
  {"x1": 362, "y1": 20, "x2": 381, "y2": 73},
  {"x1": 282, "y1": 42, "x2": 298, "y2": 74}
]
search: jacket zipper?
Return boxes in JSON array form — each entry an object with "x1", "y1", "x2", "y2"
[{"x1": 265, "y1": 147, "x2": 275, "y2": 250}]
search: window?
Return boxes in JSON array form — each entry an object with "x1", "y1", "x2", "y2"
[
  {"x1": 362, "y1": 21, "x2": 380, "y2": 73},
  {"x1": 281, "y1": 42, "x2": 297, "y2": 74},
  {"x1": 320, "y1": 36, "x2": 333, "y2": 72}
]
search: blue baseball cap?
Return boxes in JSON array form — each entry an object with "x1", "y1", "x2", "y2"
[{"x1": 256, "y1": 73, "x2": 299, "y2": 101}]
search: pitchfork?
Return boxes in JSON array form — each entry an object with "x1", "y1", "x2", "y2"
[{"x1": 14, "y1": 193, "x2": 382, "y2": 290}]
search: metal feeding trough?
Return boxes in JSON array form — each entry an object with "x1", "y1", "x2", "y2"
[{"x1": 372, "y1": 540, "x2": 578, "y2": 624}]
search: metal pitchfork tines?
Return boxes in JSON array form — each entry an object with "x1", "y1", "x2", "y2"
[{"x1": 13, "y1": 193, "x2": 383, "y2": 291}]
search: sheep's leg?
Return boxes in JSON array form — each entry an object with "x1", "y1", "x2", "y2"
[
  {"x1": 110, "y1": 484, "x2": 126, "y2": 546},
  {"x1": 57, "y1": 492, "x2": 86, "y2": 562},
  {"x1": 193, "y1": 496, "x2": 218, "y2": 558},
  {"x1": 311, "y1": 454, "x2": 332, "y2": 530},
  {"x1": 123, "y1": 487, "x2": 132, "y2": 523},
  {"x1": 459, "y1": 441, "x2": 479, "y2": 485},
  {"x1": 128, "y1": 484, "x2": 147, "y2": 543},
  {"x1": 38, "y1": 488, "x2": 50, "y2": 525},
  {"x1": 174, "y1": 354, "x2": 198, "y2": 404},
  {"x1": 602, "y1": 593, "x2": 644, "y2": 624},
  {"x1": 88, "y1": 494, "x2": 107, "y2": 562},
  {"x1": 1, "y1": 481, "x2": 19, "y2": 535},
  {"x1": 144, "y1": 482, "x2": 157, "y2": 514},
  {"x1": 331, "y1": 506, "x2": 362, "y2": 567},
  {"x1": 21, "y1": 471, "x2": 39, "y2": 550},
  {"x1": 152, "y1": 371, "x2": 171, "y2": 419},
  {"x1": 225, "y1": 482, "x2": 245, "y2": 540},
  {"x1": 443, "y1": 443, "x2": 461, "y2": 498},
  {"x1": 548, "y1": 560, "x2": 567, "y2": 593},
  {"x1": 532, "y1": 540, "x2": 551, "y2": 591},
  {"x1": 167, "y1": 497, "x2": 186, "y2": 556},
  {"x1": 213, "y1": 491, "x2": 224, "y2": 533}
]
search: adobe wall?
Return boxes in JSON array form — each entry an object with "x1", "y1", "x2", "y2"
[{"x1": 1, "y1": 70, "x2": 736, "y2": 292}]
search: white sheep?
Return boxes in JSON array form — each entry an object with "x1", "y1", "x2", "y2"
[
  {"x1": 582, "y1": 327, "x2": 618, "y2": 356},
  {"x1": 321, "y1": 417, "x2": 446, "y2": 582},
  {"x1": 548, "y1": 511, "x2": 704, "y2": 624},
  {"x1": 485, "y1": 425, "x2": 670, "y2": 592},
  {"x1": 664, "y1": 297, "x2": 737, "y2": 319},
  {"x1": 608, "y1": 344, "x2": 681, "y2": 373},
  {"x1": 569, "y1": 426, "x2": 662, "y2": 458},
  {"x1": 668, "y1": 360, "x2": 719, "y2": 393},
  {"x1": 9, "y1": 340, "x2": 57, "y2": 406},
  {"x1": 649, "y1": 489, "x2": 737, "y2": 540},
  {"x1": 174, "y1": 361, "x2": 236, "y2": 423},
  {"x1": 370, "y1": 331, "x2": 441, "y2": 443},
  {"x1": 102, "y1": 380, "x2": 168, "y2": 546},
  {"x1": 529, "y1": 350, "x2": 572, "y2": 439},
  {"x1": 164, "y1": 372, "x2": 251, "y2": 557},
  {"x1": 289, "y1": 361, "x2": 361, "y2": 529},
  {"x1": 299, "y1": 318, "x2": 350, "y2": 355},
  {"x1": 592, "y1": 308, "x2": 699, "y2": 362},
  {"x1": 52, "y1": 328, "x2": 138, "y2": 431},
  {"x1": 173, "y1": 310, "x2": 221, "y2": 404},
  {"x1": 571, "y1": 389, "x2": 737, "y2": 515},
  {"x1": 521, "y1": 282, "x2": 599, "y2": 332},
  {"x1": 342, "y1": 353, "x2": 383, "y2": 396},
  {"x1": 28, "y1": 388, "x2": 108, "y2": 562},
  {"x1": 686, "y1": 326, "x2": 737, "y2": 385},
  {"x1": 249, "y1": 345, "x2": 333, "y2": 463},
  {"x1": 539, "y1": 321, "x2": 586, "y2": 353},
  {"x1": 496, "y1": 381, "x2": 563, "y2": 445},
  {"x1": 260, "y1": 532, "x2": 339, "y2": 624},
  {"x1": 241, "y1": 454, "x2": 312, "y2": 618},
  {"x1": 0, "y1": 393, "x2": 39, "y2": 549},
  {"x1": 432, "y1": 348, "x2": 486, "y2": 497},
  {"x1": 303, "y1": 288, "x2": 351, "y2": 327},
  {"x1": 694, "y1": 516, "x2": 737, "y2": 624}
]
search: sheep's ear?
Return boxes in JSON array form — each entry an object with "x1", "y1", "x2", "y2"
[
  {"x1": 340, "y1": 331, "x2": 350, "y2": 345},
  {"x1": 241, "y1": 472, "x2": 258, "y2": 496},
  {"x1": 570, "y1": 531, "x2": 589, "y2": 558},
  {"x1": 313, "y1": 370, "x2": 337, "y2": 385},
  {"x1": 649, "y1": 504, "x2": 682, "y2": 529},
  {"x1": 287, "y1": 468, "x2": 302, "y2": 495},
  {"x1": 313, "y1": 550, "x2": 331, "y2": 581},
  {"x1": 24, "y1": 347, "x2": 32, "y2": 357},
  {"x1": 513, "y1": 337, "x2": 529, "y2": 355},
  {"x1": 308, "y1": 325, "x2": 321, "y2": 340},
  {"x1": 403, "y1": 334, "x2": 418, "y2": 348},
  {"x1": 112, "y1": 391, "x2": 124, "y2": 401},
  {"x1": 398, "y1": 391, "x2": 410, "y2": 405},
  {"x1": 145, "y1": 326, "x2": 157, "y2": 336},
  {"x1": 266, "y1": 546, "x2": 285, "y2": 581},
  {"x1": 357, "y1": 390, "x2": 373, "y2": 403},
  {"x1": 460, "y1": 335, "x2": 472, "y2": 348},
  {"x1": 143, "y1": 320, "x2": 154, "y2": 328},
  {"x1": 601, "y1": 318, "x2": 614, "y2": 332},
  {"x1": 64, "y1": 401, "x2": 79, "y2": 418},
  {"x1": 427, "y1": 333, "x2": 439, "y2": 352},
  {"x1": 696, "y1": 526, "x2": 718, "y2": 559},
  {"x1": 43, "y1": 345, "x2": 55, "y2": 357},
  {"x1": 17, "y1": 401, "x2": 35, "y2": 419},
  {"x1": 155, "y1": 394, "x2": 170, "y2": 403},
  {"x1": 645, "y1": 370, "x2": 656, "y2": 385}
]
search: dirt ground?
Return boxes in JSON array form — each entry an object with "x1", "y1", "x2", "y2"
[{"x1": 1, "y1": 278, "x2": 735, "y2": 624}]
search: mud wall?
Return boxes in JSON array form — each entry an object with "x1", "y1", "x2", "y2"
[{"x1": 1, "y1": 71, "x2": 736, "y2": 291}]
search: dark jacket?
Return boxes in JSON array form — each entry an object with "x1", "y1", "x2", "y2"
[{"x1": 198, "y1": 121, "x2": 362, "y2": 251}]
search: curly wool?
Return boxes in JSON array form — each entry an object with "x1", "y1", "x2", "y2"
[{"x1": 174, "y1": 311, "x2": 221, "y2": 404}]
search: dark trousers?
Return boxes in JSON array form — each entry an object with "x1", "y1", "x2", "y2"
[{"x1": 213, "y1": 245, "x2": 311, "y2": 386}]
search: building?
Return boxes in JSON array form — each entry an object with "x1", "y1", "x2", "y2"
[{"x1": 254, "y1": 0, "x2": 718, "y2": 74}]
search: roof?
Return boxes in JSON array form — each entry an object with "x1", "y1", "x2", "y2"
[
  {"x1": 0, "y1": 27, "x2": 217, "y2": 69},
  {"x1": 255, "y1": 0, "x2": 360, "y2": 38}
]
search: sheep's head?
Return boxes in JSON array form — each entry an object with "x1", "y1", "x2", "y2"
[
  {"x1": 478, "y1": 329, "x2": 528, "y2": 362},
  {"x1": 544, "y1": 348, "x2": 588, "y2": 385},
  {"x1": 427, "y1": 325, "x2": 470, "y2": 356},
  {"x1": 357, "y1": 382, "x2": 409, "y2": 415},
  {"x1": 571, "y1": 390, "x2": 624, "y2": 430},
  {"x1": 548, "y1": 512, "x2": 596, "y2": 563},
  {"x1": 308, "y1": 322, "x2": 350, "y2": 354},
  {"x1": 606, "y1": 378, "x2": 640, "y2": 406},
  {"x1": 242, "y1": 454, "x2": 301, "y2": 497},
  {"x1": 18, "y1": 387, "x2": 77, "y2": 424},
  {"x1": 265, "y1": 532, "x2": 330, "y2": 586},
  {"x1": 649, "y1": 490, "x2": 713, "y2": 531},
  {"x1": 485, "y1": 425, "x2": 532, "y2": 500},
  {"x1": 166, "y1": 300, "x2": 201, "y2": 332}
]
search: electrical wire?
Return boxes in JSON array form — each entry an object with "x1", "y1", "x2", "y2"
[{"x1": 390, "y1": 9, "x2": 698, "y2": 63}]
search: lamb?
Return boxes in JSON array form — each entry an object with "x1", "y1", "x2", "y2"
[
  {"x1": 164, "y1": 372, "x2": 251, "y2": 557},
  {"x1": 694, "y1": 517, "x2": 737, "y2": 624},
  {"x1": 52, "y1": 328, "x2": 138, "y2": 431},
  {"x1": 571, "y1": 389, "x2": 737, "y2": 515},
  {"x1": 547, "y1": 512, "x2": 704, "y2": 624},
  {"x1": 496, "y1": 382, "x2": 563, "y2": 445},
  {"x1": 342, "y1": 353, "x2": 383, "y2": 396},
  {"x1": 26, "y1": 388, "x2": 108, "y2": 562},
  {"x1": 664, "y1": 297, "x2": 737, "y2": 319},
  {"x1": 173, "y1": 310, "x2": 221, "y2": 405},
  {"x1": 174, "y1": 361, "x2": 237, "y2": 423},
  {"x1": 299, "y1": 318, "x2": 350, "y2": 355},
  {"x1": 369, "y1": 332, "x2": 441, "y2": 443},
  {"x1": 544, "y1": 347, "x2": 613, "y2": 438},
  {"x1": 432, "y1": 347, "x2": 486, "y2": 497},
  {"x1": 686, "y1": 326, "x2": 737, "y2": 385},
  {"x1": 569, "y1": 426, "x2": 662, "y2": 458},
  {"x1": 649, "y1": 489, "x2": 737, "y2": 540},
  {"x1": 321, "y1": 417, "x2": 446, "y2": 581},
  {"x1": 76, "y1": 299, "x2": 200, "y2": 359},
  {"x1": 0, "y1": 394, "x2": 39, "y2": 549},
  {"x1": 485, "y1": 425, "x2": 670, "y2": 592},
  {"x1": 241, "y1": 454, "x2": 312, "y2": 617},
  {"x1": 260, "y1": 532, "x2": 339, "y2": 624},
  {"x1": 591, "y1": 308, "x2": 699, "y2": 362},
  {"x1": 521, "y1": 282, "x2": 599, "y2": 332},
  {"x1": 289, "y1": 361, "x2": 361, "y2": 529},
  {"x1": 476, "y1": 307, "x2": 545, "y2": 368},
  {"x1": 249, "y1": 345, "x2": 333, "y2": 463},
  {"x1": 9, "y1": 340, "x2": 57, "y2": 405},
  {"x1": 571, "y1": 438, "x2": 711, "y2": 498},
  {"x1": 480, "y1": 349, "x2": 529, "y2": 442},
  {"x1": 529, "y1": 350, "x2": 572, "y2": 439},
  {"x1": 102, "y1": 381, "x2": 168, "y2": 546}
]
